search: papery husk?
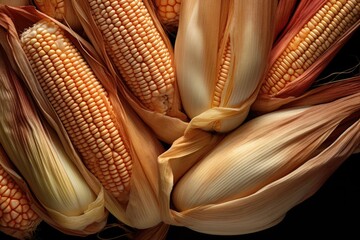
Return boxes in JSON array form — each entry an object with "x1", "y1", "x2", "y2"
[
  {"x1": 274, "y1": 0, "x2": 298, "y2": 38},
  {"x1": 253, "y1": 0, "x2": 360, "y2": 112},
  {"x1": 133, "y1": 222, "x2": 169, "y2": 240},
  {"x1": 173, "y1": 95, "x2": 360, "y2": 210},
  {"x1": 71, "y1": 0, "x2": 188, "y2": 144},
  {"x1": 252, "y1": 76, "x2": 360, "y2": 113},
  {"x1": 158, "y1": 90, "x2": 360, "y2": 235},
  {"x1": 0, "y1": 0, "x2": 29, "y2": 6},
  {"x1": 175, "y1": 0, "x2": 277, "y2": 132},
  {"x1": 0, "y1": 5, "x2": 165, "y2": 230},
  {"x1": 0, "y1": 147, "x2": 41, "y2": 240},
  {"x1": 0, "y1": 26, "x2": 108, "y2": 235}
]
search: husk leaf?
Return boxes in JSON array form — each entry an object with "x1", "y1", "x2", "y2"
[
  {"x1": 0, "y1": 0, "x2": 30, "y2": 6},
  {"x1": 159, "y1": 90, "x2": 360, "y2": 235},
  {"x1": 173, "y1": 94, "x2": 360, "y2": 210},
  {"x1": 252, "y1": 76, "x2": 360, "y2": 113},
  {"x1": 274, "y1": 0, "x2": 298, "y2": 39},
  {"x1": 175, "y1": 0, "x2": 277, "y2": 132}
]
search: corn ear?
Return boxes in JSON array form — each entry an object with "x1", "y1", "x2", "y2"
[
  {"x1": 152, "y1": 0, "x2": 181, "y2": 32},
  {"x1": 159, "y1": 84, "x2": 360, "y2": 235},
  {"x1": 0, "y1": 147, "x2": 41, "y2": 240},
  {"x1": 175, "y1": 0, "x2": 277, "y2": 132},
  {"x1": 0, "y1": 28, "x2": 108, "y2": 234},
  {"x1": 33, "y1": 0, "x2": 82, "y2": 31},
  {"x1": 0, "y1": 6, "x2": 165, "y2": 229},
  {"x1": 254, "y1": 0, "x2": 360, "y2": 113},
  {"x1": 71, "y1": 0, "x2": 187, "y2": 143}
]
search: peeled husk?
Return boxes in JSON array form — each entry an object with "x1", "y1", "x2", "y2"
[
  {"x1": 158, "y1": 84, "x2": 360, "y2": 235},
  {"x1": 175, "y1": 0, "x2": 277, "y2": 133},
  {"x1": 253, "y1": 0, "x2": 360, "y2": 113},
  {"x1": 0, "y1": 5, "x2": 165, "y2": 232},
  {"x1": 71, "y1": 0, "x2": 188, "y2": 144}
]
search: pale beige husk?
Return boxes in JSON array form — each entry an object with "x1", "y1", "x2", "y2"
[
  {"x1": 71, "y1": 0, "x2": 188, "y2": 144},
  {"x1": 0, "y1": 5, "x2": 165, "y2": 233},
  {"x1": 175, "y1": 0, "x2": 277, "y2": 132},
  {"x1": 158, "y1": 86, "x2": 360, "y2": 235}
]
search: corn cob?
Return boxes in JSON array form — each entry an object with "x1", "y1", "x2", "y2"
[
  {"x1": 86, "y1": 0, "x2": 176, "y2": 115},
  {"x1": 0, "y1": 149, "x2": 40, "y2": 239},
  {"x1": 153, "y1": 0, "x2": 181, "y2": 30},
  {"x1": 260, "y1": 0, "x2": 360, "y2": 96},
  {"x1": 33, "y1": 0, "x2": 65, "y2": 20},
  {"x1": 20, "y1": 19, "x2": 132, "y2": 200},
  {"x1": 33, "y1": 0, "x2": 82, "y2": 30}
]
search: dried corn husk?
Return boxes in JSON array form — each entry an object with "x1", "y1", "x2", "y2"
[
  {"x1": 0, "y1": 5, "x2": 165, "y2": 231},
  {"x1": 0, "y1": 0, "x2": 30, "y2": 6},
  {"x1": 253, "y1": 76, "x2": 360, "y2": 113},
  {"x1": 274, "y1": 0, "x2": 298, "y2": 38},
  {"x1": 71, "y1": 0, "x2": 188, "y2": 143},
  {"x1": 158, "y1": 84, "x2": 360, "y2": 235},
  {"x1": 175, "y1": 0, "x2": 277, "y2": 132},
  {"x1": 253, "y1": 0, "x2": 360, "y2": 113}
]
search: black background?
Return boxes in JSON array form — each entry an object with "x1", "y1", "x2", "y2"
[{"x1": 1, "y1": 21, "x2": 359, "y2": 240}]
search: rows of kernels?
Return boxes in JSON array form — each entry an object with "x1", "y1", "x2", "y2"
[
  {"x1": 34, "y1": 0, "x2": 65, "y2": 20},
  {"x1": 88, "y1": 0, "x2": 175, "y2": 114},
  {"x1": 261, "y1": 0, "x2": 360, "y2": 95},
  {"x1": 154, "y1": 0, "x2": 181, "y2": 27},
  {"x1": 0, "y1": 166, "x2": 39, "y2": 230},
  {"x1": 20, "y1": 20, "x2": 132, "y2": 198},
  {"x1": 213, "y1": 40, "x2": 231, "y2": 107}
]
